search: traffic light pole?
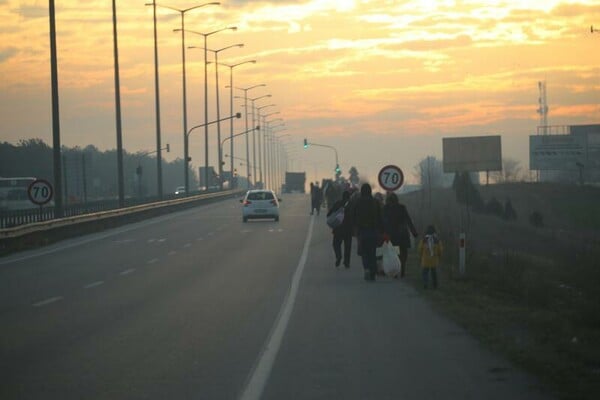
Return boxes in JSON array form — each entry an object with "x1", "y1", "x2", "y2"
[{"x1": 303, "y1": 139, "x2": 340, "y2": 179}]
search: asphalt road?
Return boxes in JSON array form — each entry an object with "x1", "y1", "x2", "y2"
[{"x1": 0, "y1": 194, "x2": 551, "y2": 400}]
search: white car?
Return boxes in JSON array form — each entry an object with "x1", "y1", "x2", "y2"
[
  {"x1": 241, "y1": 190, "x2": 280, "y2": 222},
  {"x1": 174, "y1": 186, "x2": 186, "y2": 195}
]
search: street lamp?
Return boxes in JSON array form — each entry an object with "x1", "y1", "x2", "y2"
[
  {"x1": 192, "y1": 44, "x2": 244, "y2": 189},
  {"x1": 262, "y1": 113, "x2": 281, "y2": 189},
  {"x1": 186, "y1": 113, "x2": 241, "y2": 191},
  {"x1": 233, "y1": 84, "x2": 267, "y2": 187},
  {"x1": 249, "y1": 94, "x2": 272, "y2": 185},
  {"x1": 149, "y1": 2, "x2": 220, "y2": 194},
  {"x1": 184, "y1": 26, "x2": 237, "y2": 191},
  {"x1": 256, "y1": 104, "x2": 276, "y2": 185},
  {"x1": 221, "y1": 60, "x2": 256, "y2": 188}
]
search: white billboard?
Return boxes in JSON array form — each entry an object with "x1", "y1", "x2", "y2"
[
  {"x1": 442, "y1": 135, "x2": 502, "y2": 172},
  {"x1": 529, "y1": 134, "x2": 586, "y2": 170}
]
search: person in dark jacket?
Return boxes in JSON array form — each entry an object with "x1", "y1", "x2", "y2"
[
  {"x1": 327, "y1": 191, "x2": 353, "y2": 268},
  {"x1": 383, "y1": 192, "x2": 418, "y2": 278},
  {"x1": 353, "y1": 183, "x2": 383, "y2": 281}
]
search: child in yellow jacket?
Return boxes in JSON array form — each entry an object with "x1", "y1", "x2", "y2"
[{"x1": 418, "y1": 225, "x2": 443, "y2": 289}]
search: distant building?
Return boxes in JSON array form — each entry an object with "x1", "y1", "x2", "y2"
[{"x1": 530, "y1": 124, "x2": 600, "y2": 184}]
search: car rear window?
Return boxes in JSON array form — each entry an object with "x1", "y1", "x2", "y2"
[{"x1": 247, "y1": 192, "x2": 274, "y2": 201}]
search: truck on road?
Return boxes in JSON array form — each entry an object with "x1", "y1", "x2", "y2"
[{"x1": 284, "y1": 172, "x2": 306, "y2": 193}]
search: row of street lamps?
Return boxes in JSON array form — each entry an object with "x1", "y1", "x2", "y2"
[
  {"x1": 148, "y1": 1, "x2": 290, "y2": 193},
  {"x1": 47, "y1": 1, "x2": 291, "y2": 219}
]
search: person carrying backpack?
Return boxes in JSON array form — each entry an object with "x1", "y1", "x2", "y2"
[
  {"x1": 417, "y1": 225, "x2": 443, "y2": 289},
  {"x1": 327, "y1": 191, "x2": 353, "y2": 268}
]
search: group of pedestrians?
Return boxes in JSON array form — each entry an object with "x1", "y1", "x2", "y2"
[{"x1": 324, "y1": 182, "x2": 443, "y2": 287}]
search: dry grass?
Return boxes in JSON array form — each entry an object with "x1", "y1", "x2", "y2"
[{"x1": 400, "y1": 183, "x2": 600, "y2": 400}]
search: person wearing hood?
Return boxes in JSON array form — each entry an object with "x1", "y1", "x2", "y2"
[
  {"x1": 383, "y1": 192, "x2": 418, "y2": 278},
  {"x1": 417, "y1": 225, "x2": 443, "y2": 289},
  {"x1": 352, "y1": 183, "x2": 383, "y2": 281},
  {"x1": 327, "y1": 190, "x2": 353, "y2": 268}
]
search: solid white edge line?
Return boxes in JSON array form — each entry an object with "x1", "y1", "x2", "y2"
[
  {"x1": 119, "y1": 268, "x2": 136, "y2": 276},
  {"x1": 238, "y1": 214, "x2": 315, "y2": 400}
]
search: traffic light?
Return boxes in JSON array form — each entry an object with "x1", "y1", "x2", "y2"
[
  {"x1": 303, "y1": 138, "x2": 308, "y2": 149},
  {"x1": 165, "y1": 143, "x2": 170, "y2": 153},
  {"x1": 335, "y1": 164, "x2": 341, "y2": 174}
]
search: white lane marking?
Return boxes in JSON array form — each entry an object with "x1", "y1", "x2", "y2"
[
  {"x1": 157, "y1": 238, "x2": 167, "y2": 243},
  {"x1": 183, "y1": 243, "x2": 191, "y2": 248},
  {"x1": 147, "y1": 239, "x2": 156, "y2": 243},
  {"x1": 83, "y1": 281, "x2": 104, "y2": 289},
  {"x1": 113, "y1": 239, "x2": 135, "y2": 244},
  {"x1": 0, "y1": 198, "x2": 238, "y2": 266},
  {"x1": 147, "y1": 258, "x2": 159, "y2": 264},
  {"x1": 268, "y1": 229, "x2": 275, "y2": 233},
  {"x1": 278, "y1": 229, "x2": 283, "y2": 232},
  {"x1": 33, "y1": 296, "x2": 63, "y2": 307},
  {"x1": 239, "y1": 215, "x2": 315, "y2": 400},
  {"x1": 120, "y1": 268, "x2": 136, "y2": 276},
  {"x1": 196, "y1": 237, "x2": 204, "y2": 241},
  {"x1": 168, "y1": 250, "x2": 177, "y2": 256},
  {"x1": 207, "y1": 232, "x2": 214, "y2": 236}
]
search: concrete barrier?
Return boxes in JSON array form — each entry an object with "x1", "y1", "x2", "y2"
[{"x1": 0, "y1": 189, "x2": 245, "y2": 255}]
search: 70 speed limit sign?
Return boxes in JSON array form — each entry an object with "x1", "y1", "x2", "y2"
[
  {"x1": 28, "y1": 179, "x2": 54, "y2": 206},
  {"x1": 378, "y1": 165, "x2": 404, "y2": 191}
]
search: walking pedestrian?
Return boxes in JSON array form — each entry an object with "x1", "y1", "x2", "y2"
[
  {"x1": 382, "y1": 192, "x2": 418, "y2": 278},
  {"x1": 327, "y1": 191, "x2": 353, "y2": 268},
  {"x1": 312, "y1": 182, "x2": 323, "y2": 216},
  {"x1": 352, "y1": 183, "x2": 383, "y2": 281},
  {"x1": 418, "y1": 225, "x2": 443, "y2": 289},
  {"x1": 310, "y1": 182, "x2": 316, "y2": 215}
]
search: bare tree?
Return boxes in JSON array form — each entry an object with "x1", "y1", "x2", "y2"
[{"x1": 491, "y1": 158, "x2": 522, "y2": 183}]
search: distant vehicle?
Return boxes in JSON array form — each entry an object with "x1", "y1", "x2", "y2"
[
  {"x1": 284, "y1": 171, "x2": 306, "y2": 193},
  {"x1": 241, "y1": 189, "x2": 281, "y2": 222},
  {"x1": 174, "y1": 186, "x2": 186, "y2": 195},
  {"x1": 0, "y1": 177, "x2": 37, "y2": 211}
]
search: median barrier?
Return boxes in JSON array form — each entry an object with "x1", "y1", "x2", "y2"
[{"x1": 0, "y1": 189, "x2": 245, "y2": 255}]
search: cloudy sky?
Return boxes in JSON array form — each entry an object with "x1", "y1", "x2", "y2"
[{"x1": 1, "y1": 0, "x2": 599, "y2": 184}]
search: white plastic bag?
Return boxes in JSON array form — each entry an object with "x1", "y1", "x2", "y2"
[{"x1": 382, "y1": 241, "x2": 401, "y2": 277}]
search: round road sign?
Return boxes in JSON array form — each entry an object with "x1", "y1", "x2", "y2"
[
  {"x1": 28, "y1": 179, "x2": 54, "y2": 206},
  {"x1": 378, "y1": 165, "x2": 404, "y2": 191}
]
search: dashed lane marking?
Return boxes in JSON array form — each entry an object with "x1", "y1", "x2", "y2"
[
  {"x1": 120, "y1": 268, "x2": 136, "y2": 276},
  {"x1": 32, "y1": 296, "x2": 63, "y2": 307},
  {"x1": 147, "y1": 258, "x2": 159, "y2": 264},
  {"x1": 183, "y1": 243, "x2": 191, "y2": 248},
  {"x1": 83, "y1": 281, "x2": 104, "y2": 289},
  {"x1": 168, "y1": 251, "x2": 177, "y2": 256}
]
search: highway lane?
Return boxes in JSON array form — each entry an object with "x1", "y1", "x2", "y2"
[
  {"x1": 0, "y1": 194, "x2": 311, "y2": 400},
  {"x1": 0, "y1": 193, "x2": 551, "y2": 400}
]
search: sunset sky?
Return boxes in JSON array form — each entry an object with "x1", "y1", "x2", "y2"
[{"x1": 1, "y1": 0, "x2": 599, "y2": 185}]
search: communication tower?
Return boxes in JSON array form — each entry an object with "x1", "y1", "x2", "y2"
[{"x1": 537, "y1": 81, "x2": 549, "y2": 135}]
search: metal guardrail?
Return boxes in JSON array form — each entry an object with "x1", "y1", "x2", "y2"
[{"x1": 0, "y1": 189, "x2": 244, "y2": 240}]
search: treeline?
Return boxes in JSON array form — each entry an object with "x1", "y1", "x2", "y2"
[{"x1": 0, "y1": 139, "x2": 197, "y2": 200}]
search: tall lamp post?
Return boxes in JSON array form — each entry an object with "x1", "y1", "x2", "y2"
[
  {"x1": 112, "y1": 0, "x2": 124, "y2": 207},
  {"x1": 263, "y1": 115, "x2": 283, "y2": 187},
  {"x1": 234, "y1": 84, "x2": 267, "y2": 187},
  {"x1": 191, "y1": 44, "x2": 244, "y2": 190},
  {"x1": 185, "y1": 27, "x2": 237, "y2": 190},
  {"x1": 185, "y1": 113, "x2": 241, "y2": 190},
  {"x1": 221, "y1": 61, "x2": 256, "y2": 188},
  {"x1": 255, "y1": 104, "x2": 276, "y2": 186},
  {"x1": 151, "y1": 2, "x2": 219, "y2": 194},
  {"x1": 248, "y1": 94, "x2": 271, "y2": 186}
]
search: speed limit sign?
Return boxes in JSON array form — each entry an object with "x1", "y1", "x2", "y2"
[
  {"x1": 378, "y1": 165, "x2": 404, "y2": 191},
  {"x1": 28, "y1": 179, "x2": 54, "y2": 206}
]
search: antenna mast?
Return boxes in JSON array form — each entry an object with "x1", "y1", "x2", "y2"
[{"x1": 537, "y1": 81, "x2": 549, "y2": 135}]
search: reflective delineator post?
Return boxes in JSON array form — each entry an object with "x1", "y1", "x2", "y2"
[{"x1": 459, "y1": 233, "x2": 466, "y2": 275}]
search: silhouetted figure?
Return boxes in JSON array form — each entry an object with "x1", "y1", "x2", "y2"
[
  {"x1": 383, "y1": 192, "x2": 418, "y2": 278},
  {"x1": 327, "y1": 191, "x2": 353, "y2": 268},
  {"x1": 353, "y1": 183, "x2": 383, "y2": 281}
]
